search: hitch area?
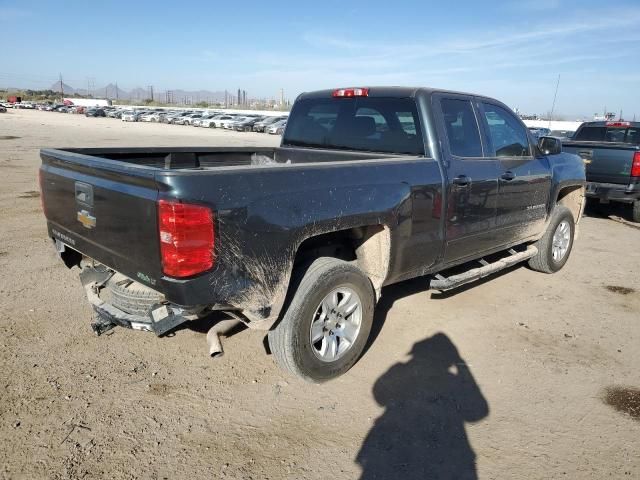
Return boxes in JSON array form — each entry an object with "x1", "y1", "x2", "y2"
[
  {"x1": 91, "y1": 313, "x2": 117, "y2": 336},
  {"x1": 79, "y1": 265, "x2": 199, "y2": 336},
  {"x1": 79, "y1": 265, "x2": 248, "y2": 358},
  {"x1": 430, "y1": 245, "x2": 538, "y2": 291}
]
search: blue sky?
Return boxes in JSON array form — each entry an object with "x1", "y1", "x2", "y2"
[{"x1": 1, "y1": 0, "x2": 639, "y2": 118}]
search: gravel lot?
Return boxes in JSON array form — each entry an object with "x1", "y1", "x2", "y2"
[{"x1": 1, "y1": 109, "x2": 639, "y2": 479}]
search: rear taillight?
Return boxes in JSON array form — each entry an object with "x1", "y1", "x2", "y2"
[
  {"x1": 332, "y1": 87, "x2": 369, "y2": 98},
  {"x1": 158, "y1": 200, "x2": 215, "y2": 278},
  {"x1": 632, "y1": 151, "x2": 640, "y2": 177}
]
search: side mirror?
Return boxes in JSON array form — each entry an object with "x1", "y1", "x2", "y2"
[{"x1": 538, "y1": 136, "x2": 562, "y2": 155}]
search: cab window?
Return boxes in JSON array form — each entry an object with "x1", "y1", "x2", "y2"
[
  {"x1": 440, "y1": 98, "x2": 483, "y2": 157},
  {"x1": 481, "y1": 103, "x2": 531, "y2": 157}
]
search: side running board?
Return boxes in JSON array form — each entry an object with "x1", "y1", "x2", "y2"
[{"x1": 430, "y1": 245, "x2": 538, "y2": 291}]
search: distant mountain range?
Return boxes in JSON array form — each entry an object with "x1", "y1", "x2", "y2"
[{"x1": 48, "y1": 82, "x2": 229, "y2": 102}]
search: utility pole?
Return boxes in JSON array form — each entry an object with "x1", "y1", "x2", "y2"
[
  {"x1": 115, "y1": 81, "x2": 119, "y2": 101},
  {"x1": 148, "y1": 85, "x2": 154, "y2": 102},
  {"x1": 548, "y1": 74, "x2": 560, "y2": 128},
  {"x1": 59, "y1": 73, "x2": 64, "y2": 102},
  {"x1": 87, "y1": 77, "x2": 95, "y2": 98}
]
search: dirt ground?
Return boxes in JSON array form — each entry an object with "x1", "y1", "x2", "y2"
[{"x1": 1, "y1": 109, "x2": 639, "y2": 480}]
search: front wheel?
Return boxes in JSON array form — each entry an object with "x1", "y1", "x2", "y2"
[
  {"x1": 528, "y1": 205, "x2": 575, "y2": 273},
  {"x1": 268, "y1": 257, "x2": 375, "y2": 383}
]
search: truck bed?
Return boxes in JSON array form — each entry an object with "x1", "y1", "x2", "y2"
[
  {"x1": 562, "y1": 140, "x2": 639, "y2": 184},
  {"x1": 40, "y1": 146, "x2": 432, "y2": 310},
  {"x1": 56, "y1": 146, "x2": 399, "y2": 170}
]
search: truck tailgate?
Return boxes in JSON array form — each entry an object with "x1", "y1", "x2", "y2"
[
  {"x1": 562, "y1": 141, "x2": 637, "y2": 184},
  {"x1": 40, "y1": 149, "x2": 162, "y2": 284}
]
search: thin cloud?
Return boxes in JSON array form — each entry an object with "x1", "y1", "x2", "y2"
[{"x1": 300, "y1": 7, "x2": 640, "y2": 62}]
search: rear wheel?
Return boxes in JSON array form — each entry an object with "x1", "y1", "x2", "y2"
[
  {"x1": 632, "y1": 201, "x2": 640, "y2": 223},
  {"x1": 528, "y1": 205, "x2": 575, "y2": 273},
  {"x1": 268, "y1": 258, "x2": 375, "y2": 383}
]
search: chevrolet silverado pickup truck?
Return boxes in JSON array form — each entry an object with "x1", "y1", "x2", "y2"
[
  {"x1": 562, "y1": 121, "x2": 640, "y2": 222},
  {"x1": 40, "y1": 87, "x2": 586, "y2": 382}
]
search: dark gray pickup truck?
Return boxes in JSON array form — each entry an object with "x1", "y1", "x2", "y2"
[
  {"x1": 40, "y1": 87, "x2": 586, "y2": 382},
  {"x1": 562, "y1": 121, "x2": 640, "y2": 222}
]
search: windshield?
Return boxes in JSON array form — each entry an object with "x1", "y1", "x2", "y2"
[{"x1": 282, "y1": 97, "x2": 424, "y2": 155}]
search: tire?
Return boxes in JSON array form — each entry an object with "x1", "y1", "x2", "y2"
[
  {"x1": 632, "y1": 201, "x2": 640, "y2": 223},
  {"x1": 268, "y1": 257, "x2": 375, "y2": 383},
  {"x1": 528, "y1": 205, "x2": 575, "y2": 273},
  {"x1": 106, "y1": 273, "x2": 164, "y2": 317}
]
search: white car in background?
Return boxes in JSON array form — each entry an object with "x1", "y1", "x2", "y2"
[
  {"x1": 192, "y1": 113, "x2": 218, "y2": 127},
  {"x1": 121, "y1": 111, "x2": 140, "y2": 122},
  {"x1": 140, "y1": 111, "x2": 166, "y2": 122},
  {"x1": 199, "y1": 115, "x2": 223, "y2": 128},
  {"x1": 210, "y1": 115, "x2": 238, "y2": 128},
  {"x1": 175, "y1": 113, "x2": 202, "y2": 126},
  {"x1": 138, "y1": 112, "x2": 155, "y2": 122}
]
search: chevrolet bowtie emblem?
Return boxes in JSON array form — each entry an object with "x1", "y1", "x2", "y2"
[{"x1": 77, "y1": 209, "x2": 96, "y2": 229}]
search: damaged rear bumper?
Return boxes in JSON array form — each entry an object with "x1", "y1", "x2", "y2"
[{"x1": 79, "y1": 266, "x2": 198, "y2": 336}]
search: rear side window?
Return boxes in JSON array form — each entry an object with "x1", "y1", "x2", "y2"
[
  {"x1": 282, "y1": 97, "x2": 424, "y2": 155},
  {"x1": 482, "y1": 103, "x2": 530, "y2": 157},
  {"x1": 574, "y1": 127, "x2": 605, "y2": 141},
  {"x1": 440, "y1": 98, "x2": 483, "y2": 157}
]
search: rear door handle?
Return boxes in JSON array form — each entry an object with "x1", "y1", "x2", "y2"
[
  {"x1": 452, "y1": 175, "x2": 471, "y2": 187},
  {"x1": 501, "y1": 171, "x2": 516, "y2": 181}
]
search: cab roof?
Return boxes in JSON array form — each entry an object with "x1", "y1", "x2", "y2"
[{"x1": 297, "y1": 86, "x2": 489, "y2": 101}]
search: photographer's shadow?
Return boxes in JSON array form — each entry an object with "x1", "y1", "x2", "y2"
[{"x1": 357, "y1": 333, "x2": 489, "y2": 480}]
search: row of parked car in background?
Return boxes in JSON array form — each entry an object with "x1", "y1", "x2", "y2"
[
  {"x1": 527, "y1": 126, "x2": 576, "y2": 140},
  {"x1": 118, "y1": 108, "x2": 288, "y2": 133},
  {"x1": 0, "y1": 101, "x2": 289, "y2": 135}
]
